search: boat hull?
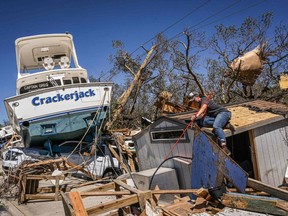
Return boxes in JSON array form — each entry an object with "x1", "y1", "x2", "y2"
[{"x1": 5, "y1": 83, "x2": 113, "y2": 147}]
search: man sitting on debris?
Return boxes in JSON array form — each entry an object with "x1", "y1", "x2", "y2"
[{"x1": 189, "y1": 91, "x2": 234, "y2": 156}]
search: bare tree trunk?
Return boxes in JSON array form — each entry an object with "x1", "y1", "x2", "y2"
[{"x1": 106, "y1": 46, "x2": 156, "y2": 130}]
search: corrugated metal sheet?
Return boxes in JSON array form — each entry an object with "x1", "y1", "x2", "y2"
[{"x1": 253, "y1": 120, "x2": 288, "y2": 186}]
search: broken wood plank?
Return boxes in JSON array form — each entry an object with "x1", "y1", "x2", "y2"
[
  {"x1": 25, "y1": 194, "x2": 56, "y2": 200},
  {"x1": 194, "y1": 188, "x2": 208, "y2": 198},
  {"x1": 247, "y1": 177, "x2": 288, "y2": 201},
  {"x1": 60, "y1": 191, "x2": 75, "y2": 216},
  {"x1": 222, "y1": 192, "x2": 288, "y2": 216},
  {"x1": 55, "y1": 176, "x2": 60, "y2": 201},
  {"x1": 86, "y1": 194, "x2": 139, "y2": 215},
  {"x1": 24, "y1": 158, "x2": 66, "y2": 168},
  {"x1": 152, "y1": 185, "x2": 161, "y2": 205},
  {"x1": 71, "y1": 178, "x2": 108, "y2": 188},
  {"x1": 128, "y1": 154, "x2": 136, "y2": 172},
  {"x1": 82, "y1": 181, "x2": 116, "y2": 192},
  {"x1": 138, "y1": 191, "x2": 152, "y2": 211},
  {"x1": 192, "y1": 197, "x2": 207, "y2": 213},
  {"x1": 114, "y1": 179, "x2": 151, "y2": 210},
  {"x1": 66, "y1": 161, "x2": 97, "y2": 180},
  {"x1": 108, "y1": 144, "x2": 129, "y2": 173},
  {"x1": 114, "y1": 179, "x2": 141, "y2": 194},
  {"x1": 152, "y1": 189, "x2": 198, "y2": 195},
  {"x1": 145, "y1": 200, "x2": 163, "y2": 216},
  {"x1": 276, "y1": 201, "x2": 288, "y2": 212},
  {"x1": 80, "y1": 191, "x2": 131, "y2": 197},
  {"x1": 27, "y1": 175, "x2": 65, "y2": 180},
  {"x1": 69, "y1": 192, "x2": 88, "y2": 216}
]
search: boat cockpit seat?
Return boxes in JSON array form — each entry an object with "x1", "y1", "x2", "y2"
[
  {"x1": 43, "y1": 57, "x2": 55, "y2": 70},
  {"x1": 59, "y1": 56, "x2": 70, "y2": 69}
]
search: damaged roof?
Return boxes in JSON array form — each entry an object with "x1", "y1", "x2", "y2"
[{"x1": 168, "y1": 100, "x2": 288, "y2": 136}]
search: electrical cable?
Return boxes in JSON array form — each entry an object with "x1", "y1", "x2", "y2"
[
  {"x1": 130, "y1": 0, "x2": 212, "y2": 56},
  {"x1": 129, "y1": 0, "x2": 266, "y2": 60},
  {"x1": 148, "y1": 155, "x2": 193, "y2": 190}
]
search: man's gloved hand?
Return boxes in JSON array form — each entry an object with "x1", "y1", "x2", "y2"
[{"x1": 191, "y1": 114, "x2": 197, "y2": 122}]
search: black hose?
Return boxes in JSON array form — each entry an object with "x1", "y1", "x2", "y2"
[{"x1": 148, "y1": 155, "x2": 193, "y2": 190}]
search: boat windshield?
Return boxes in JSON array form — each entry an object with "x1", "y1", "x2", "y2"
[{"x1": 19, "y1": 76, "x2": 87, "y2": 94}]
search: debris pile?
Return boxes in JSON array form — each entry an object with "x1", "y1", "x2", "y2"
[{"x1": 60, "y1": 179, "x2": 288, "y2": 216}]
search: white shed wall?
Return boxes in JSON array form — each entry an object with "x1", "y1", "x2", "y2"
[
  {"x1": 134, "y1": 119, "x2": 194, "y2": 189},
  {"x1": 253, "y1": 121, "x2": 288, "y2": 186}
]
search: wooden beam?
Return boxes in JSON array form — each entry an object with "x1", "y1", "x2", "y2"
[
  {"x1": 152, "y1": 189, "x2": 198, "y2": 195},
  {"x1": 82, "y1": 181, "x2": 117, "y2": 192},
  {"x1": 27, "y1": 175, "x2": 65, "y2": 180},
  {"x1": 86, "y1": 194, "x2": 139, "y2": 215},
  {"x1": 247, "y1": 178, "x2": 288, "y2": 201},
  {"x1": 114, "y1": 179, "x2": 141, "y2": 194},
  {"x1": 222, "y1": 192, "x2": 288, "y2": 216},
  {"x1": 60, "y1": 191, "x2": 75, "y2": 216},
  {"x1": 25, "y1": 194, "x2": 56, "y2": 200},
  {"x1": 66, "y1": 161, "x2": 97, "y2": 180},
  {"x1": 108, "y1": 144, "x2": 129, "y2": 173},
  {"x1": 24, "y1": 158, "x2": 66, "y2": 168},
  {"x1": 80, "y1": 191, "x2": 131, "y2": 197},
  {"x1": 71, "y1": 179, "x2": 108, "y2": 188},
  {"x1": 248, "y1": 130, "x2": 260, "y2": 180},
  {"x1": 138, "y1": 191, "x2": 152, "y2": 211},
  {"x1": 69, "y1": 192, "x2": 88, "y2": 216}
]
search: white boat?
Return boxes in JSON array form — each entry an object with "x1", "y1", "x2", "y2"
[{"x1": 4, "y1": 33, "x2": 113, "y2": 147}]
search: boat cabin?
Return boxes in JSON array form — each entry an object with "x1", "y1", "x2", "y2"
[{"x1": 15, "y1": 34, "x2": 88, "y2": 95}]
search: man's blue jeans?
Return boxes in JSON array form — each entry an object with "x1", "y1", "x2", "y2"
[{"x1": 197, "y1": 111, "x2": 231, "y2": 145}]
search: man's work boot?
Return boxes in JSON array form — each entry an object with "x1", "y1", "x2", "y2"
[{"x1": 221, "y1": 144, "x2": 231, "y2": 156}]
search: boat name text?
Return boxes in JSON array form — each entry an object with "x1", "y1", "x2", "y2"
[{"x1": 31, "y1": 89, "x2": 96, "y2": 106}]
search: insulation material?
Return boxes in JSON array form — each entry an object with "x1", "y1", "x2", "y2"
[
  {"x1": 230, "y1": 46, "x2": 263, "y2": 86},
  {"x1": 279, "y1": 73, "x2": 288, "y2": 89}
]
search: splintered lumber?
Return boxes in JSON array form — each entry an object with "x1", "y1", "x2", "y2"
[
  {"x1": 276, "y1": 202, "x2": 288, "y2": 212},
  {"x1": 114, "y1": 179, "x2": 140, "y2": 194},
  {"x1": 60, "y1": 191, "x2": 75, "y2": 216},
  {"x1": 152, "y1": 189, "x2": 198, "y2": 195},
  {"x1": 86, "y1": 194, "x2": 139, "y2": 215},
  {"x1": 66, "y1": 161, "x2": 96, "y2": 180},
  {"x1": 82, "y1": 179, "x2": 126, "y2": 193},
  {"x1": 192, "y1": 197, "x2": 207, "y2": 213},
  {"x1": 79, "y1": 189, "x2": 200, "y2": 197},
  {"x1": 247, "y1": 178, "x2": 288, "y2": 201},
  {"x1": 69, "y1": 192, "x2": 88, "y2": 216},
  {"x1": 80, "y1": 191, "x2": 131, "y2": 197},
  {"x1": 24, "y1": 158, "x2": 67, "y2": 168},
  {"x1": 222, "y1": 192, "x2": 288, "y2": 216},
  {"x1": 114, "y1": 179, "x2": 151, "y2": 210},
  {"x1": 26, "y1": 175, "x2": 65, "y2": 180},
  {"x1": 145, "y1": 200, "x2": 163, "y2": 216},
  {"x1": 108, "y1": 144, "x2": 129, "y2": 173},
  {"x1": 162, "y1": 200, "x2": 194, "y2": 216},
  {"x1": 72, "y1": 178, "x2": 108, "y2": 188},
  {"x1": 25, "y1": 194, "x2": 55, "y2": 200}
]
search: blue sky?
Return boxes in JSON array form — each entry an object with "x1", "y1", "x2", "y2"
[{"x1": 0, "y1": 0, "x2": 287, "y2": 123}]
